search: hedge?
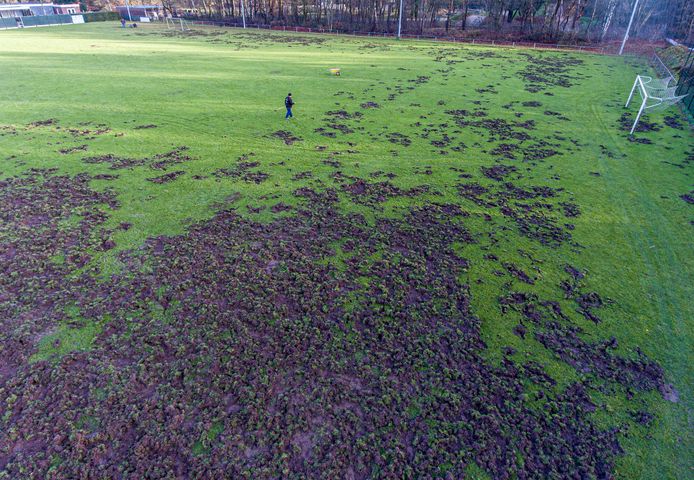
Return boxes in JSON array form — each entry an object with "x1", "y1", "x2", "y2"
[{"x1": 83, "y1": 11, "x2": 120, "y2": 22}]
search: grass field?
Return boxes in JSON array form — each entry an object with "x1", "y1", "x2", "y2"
[{"x1": 0, "y1": 22, "x2": 692, "y2": 479}]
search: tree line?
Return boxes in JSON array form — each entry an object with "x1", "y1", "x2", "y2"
[
  {"x1": 155, "y1": 0, "x2": 691, "y2": 42},
  {"x1": 12, "y1": 0, "x2": 687, "y2": 42}
]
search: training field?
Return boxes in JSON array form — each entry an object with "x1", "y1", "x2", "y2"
[{"x1": 1, "y1": 22, "x2": 692, "y2": 479}]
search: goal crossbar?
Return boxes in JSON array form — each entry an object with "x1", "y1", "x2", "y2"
[{"x1": 624, "y1": 75, "x2": 687, "y2": 135}]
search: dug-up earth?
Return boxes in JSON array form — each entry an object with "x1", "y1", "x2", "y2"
[{"x1": 0, "y1": 23, "x2": 692, "y2": 479}]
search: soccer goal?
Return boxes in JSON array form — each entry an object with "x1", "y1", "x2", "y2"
[
  {"x1": 165, "y1": 18, "x2": 190, "y2": 31},
  {"x1": 624, "y1": 74, "x2": 686, "y2": 135}
]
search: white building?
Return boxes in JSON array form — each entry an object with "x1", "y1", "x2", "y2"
[{"x1": 0, "y1": 3, "x2": 80, "y2": 19}]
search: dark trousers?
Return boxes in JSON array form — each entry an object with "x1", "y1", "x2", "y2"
[{"x1": 285, "y1": 108, "x2": 293, "y2": 118}]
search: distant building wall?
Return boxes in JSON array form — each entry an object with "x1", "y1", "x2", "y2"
[
  {"x1": 0, "y1": 7, "x2": 31, "y2": 18},
  {"x1": 29, "y1": 5, "x2": 54, "y2": 16},
  {"x1": 0, "y1": 3, "x2": 81, "y2": 18},
  {"x1": 54, "y1": 4, "x2": 81, "y2": 15}
]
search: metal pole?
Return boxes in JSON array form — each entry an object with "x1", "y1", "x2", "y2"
[
  {"x1": 240, "y1": 0, "x2": 246, "y2": 28},
  {"x1": 619, "y1": 0, "x2": 639, "y2": 55},
  {"x1": 125, "y1": 0, "x2": 132, "y2": 21},
  {"x1": 630, "y1": 95, "x2": 647, "y2": 134},
  {"x1": 397, "y1": 0, "x2": 403, "y2": 39},
  {"x1": 625, "y1": 76, "x2": 640, "y2": 107}
]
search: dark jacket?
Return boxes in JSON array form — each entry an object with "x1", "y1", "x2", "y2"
[{"x1": 285, "y1": 96, "x2": 294, "y2": 108}]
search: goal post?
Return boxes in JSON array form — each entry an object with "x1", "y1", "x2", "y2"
[
  {"x1": 165, "y1": 17, "x2": 190, "y2": 31},
  {"x1": 624, "y1": 74, "x2": 686, "y2": 135}
]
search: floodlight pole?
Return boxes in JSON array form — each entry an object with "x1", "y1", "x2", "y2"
[
  {"x1": 240, "y1": 0, "x2": 246, "y2": 28},
  {"x1": 125, "y1": 0, "x2": 132, "y2": 21},
  {"x1": 397, "y1": 0, "x2": 403, "y2": 39},
  {"x1": 619, "y1": 0, "x2": 639, "y2": 56}
]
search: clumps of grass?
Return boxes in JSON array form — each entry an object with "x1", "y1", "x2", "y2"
[
  {"x1": 272, "y1": 130, "x2": 302, "y2": 145},
  {"x1": 147, "y1": 171, "x2": 185, "y2": 184}
]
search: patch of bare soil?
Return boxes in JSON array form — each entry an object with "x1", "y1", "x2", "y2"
[
  {"x1": 272, "y1": 130, "x2": 302, "y2": 145},
  {"x1": 147, "y1": 171, "x2": 185, "y2": 184}
]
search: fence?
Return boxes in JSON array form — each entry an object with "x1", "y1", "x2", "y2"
[
  {"x1": 676, "y1": 48, "x2": 694, "y2": 117},
  {"x1": 653, "y1": 45, "x2": 694, "y2": 119},
  {"x1": 0, "y1": 12, "x2": 118, "y2": 30}
]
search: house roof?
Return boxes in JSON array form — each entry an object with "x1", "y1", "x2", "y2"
[
  {"x1": 1, "y1": 3, "x2": 50, "y2": 6},
  {"x1": 0, "y1": 4, "x2": 37, "y2": 9},
  {"x1": 0, "y1": 3, "x2": 78, "y2": 9}
]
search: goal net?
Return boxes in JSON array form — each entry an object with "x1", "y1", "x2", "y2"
[
  {"x1": 624, "y1": 75, "x2": 686, "y2": 135},
  {"x1": 165, "y1": 18, "x2": 191, "y2": 31}
]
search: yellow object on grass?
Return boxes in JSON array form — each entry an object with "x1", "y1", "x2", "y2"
[{"x1": 329, "y1": 68, "x2": 341, "y2": 76}]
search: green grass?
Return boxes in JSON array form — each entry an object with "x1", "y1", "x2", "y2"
[
  {"x1": 1, "y1": 22, "x2": 692, "y2": 478},
  {"x1": 29, "y1": 305, "x2": 104, "y2": 363},
  {"x1": 29, "y1": 322, "x2": 102, "y2": 364}
]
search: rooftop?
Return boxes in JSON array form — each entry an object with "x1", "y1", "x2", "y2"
[{"x1": 0, "y1": 3, "x2": 79, "y2": 8}]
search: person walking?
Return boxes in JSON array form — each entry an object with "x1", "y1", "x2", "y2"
[
  {"x1": 121, "y1": 18, "x2": 126, "y2": 28},
  {"x1": 285, "y1": 93, "x2": 294, "y2": 119}
]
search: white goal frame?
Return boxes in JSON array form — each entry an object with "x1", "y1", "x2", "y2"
[
  {"x1": 165, "y1": 17, "x2": 190, "y2": 31},
  {"x1": 624, "y1": 74, "x2": 686, "y2": 135}
]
